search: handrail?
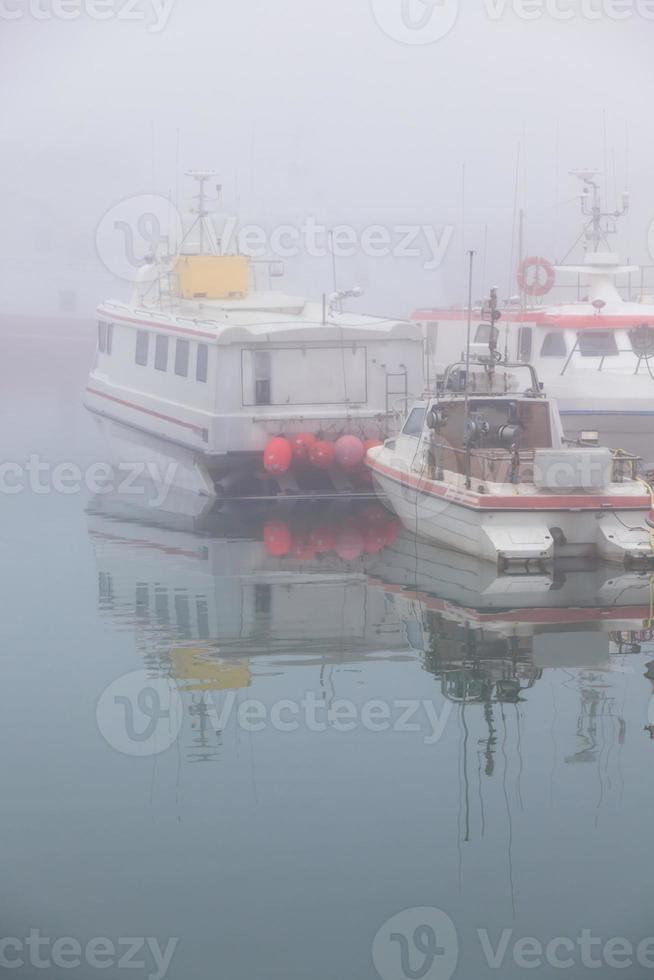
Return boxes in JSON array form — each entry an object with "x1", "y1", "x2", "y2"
[
  {"x1": 561, "y1": 336, "x2": 654, "y2": 376},
  {"x1": 425, "y1": 441, "x2": 640, "y2": 483},
  {"x1": 439, "y1": 359, "x2": 544, "y2": 396}
]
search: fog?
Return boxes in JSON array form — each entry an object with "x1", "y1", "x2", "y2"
[{"x1": 2, "y1": 1, "x2": 653, "y2": 318}]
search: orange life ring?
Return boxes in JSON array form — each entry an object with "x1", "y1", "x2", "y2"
[{"x1": 517, "y1": 257, "x2": 556, "y2": 297}]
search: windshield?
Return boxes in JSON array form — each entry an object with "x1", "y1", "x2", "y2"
[{"x1": 577, "y1": 331, "x2": 619, "y2": 357}]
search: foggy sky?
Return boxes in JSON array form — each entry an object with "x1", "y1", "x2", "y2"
[{"x1": 2, "y1": 1, "x2": 653, "y2": 317}]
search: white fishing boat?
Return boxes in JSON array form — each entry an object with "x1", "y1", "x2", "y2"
[
  {"x1": 411, "y1": 171, "x2": 654, "y2": 468},
  {"x1": 85, "y1": 171, "x2": 424, "y2": 497},
  {"x1": 367, "y1": 300, "x2": 654, "y2": 571}
]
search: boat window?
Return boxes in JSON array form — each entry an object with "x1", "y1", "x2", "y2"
[
  {"x1": 517, "y1": 327, "x2": 532, "y2": 362},
  {"x1": 154, "y1": 335, "x2": 168, "y2": 372},
  {"x1": 402, "y1": 407, "x2": 426, "y2": 437},
  {"x1": 540, "y1": 332, "x2": 567, "y2": 357},
  {"x1": 106, "y1": 323, "x2": 113, "y2": 355},
  {"x1": 254, "y1": 350, "x2": 271, "y2": 405},
  {"x1": 196, "y1": 344, "x2": 208, "y2": 383},
  {"x1": 98, "y1": 321, "x2": 107, "y2": 353},
  {"x1": 578, "y1": 331, "x2": 618, "y2": 357},
  {"x1": 474, "y1": 323, "x2": 500, "y2": 345},
  {"x1": 629, "y1": 325, "x2": 654, "y2": 355},
  {"x1": 174, "y1": 339, "x2": 190, "y2": 377},
  {"x1": 135, "y1": 330, "x2": 149, "y2": 366}
]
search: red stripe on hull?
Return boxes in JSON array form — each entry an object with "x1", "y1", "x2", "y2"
[{"x1": 86, "y1": 386, "x2": 206, "y2": 436}]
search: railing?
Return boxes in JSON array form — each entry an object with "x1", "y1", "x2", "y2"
[
  {"x1": 424, "y1": 442, "x2": 641, "y2": 485},
  {"x1": 560, "y1": 339, "x2": 654, "y2": 377},
  {"x1": 425, "y1": 443, "x2": 534, "y2": 484},
  {"x1": 610, "y1": 450, "x2": 642, "y2": 483}
]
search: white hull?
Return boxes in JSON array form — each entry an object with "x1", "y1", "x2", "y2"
[{"x1": 369, "y1": 450, "x2": 654, "y2": 569}]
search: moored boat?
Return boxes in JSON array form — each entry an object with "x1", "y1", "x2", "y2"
[
  {"x1": 85, "y1": 171, "x2": 424, "y2": 498},
  {"x1": 366, "y1": 317, "x2": 654, "y2": 570},
  {"x1": 410, "y1": 171, "x2": 654, "y2": 468}
]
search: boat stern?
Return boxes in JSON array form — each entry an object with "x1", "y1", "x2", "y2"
[
  {"x1": 596, "y1": 511, "x2": 654, "y2": 567},
  {"x1": 479, "y1": 522, "x2": 554, "y2": 572}
]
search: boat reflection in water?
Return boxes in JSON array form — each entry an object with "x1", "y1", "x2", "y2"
[{"x1": 87, "y1": 493, "x2": 654, "y2": 772}]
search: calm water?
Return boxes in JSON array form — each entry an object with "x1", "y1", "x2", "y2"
[{"x1": 3, "y1": 322, "x2": 654, "y2": 980}]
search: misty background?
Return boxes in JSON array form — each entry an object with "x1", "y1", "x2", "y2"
[{"x1": 1, "y1": 1, "x2": 652, "y2": 320}]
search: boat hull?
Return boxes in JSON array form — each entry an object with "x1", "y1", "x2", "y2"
[{"x1": 369, "y1": 451, "x2": 654, "y2": 569}]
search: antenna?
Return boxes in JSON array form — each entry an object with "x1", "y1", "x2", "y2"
[
  {"x1": 184, "y1": 170, "x2": 220, "y2": 254},
  {"x1": 569, "y1": 169, "x2": 630, "y2": 254},
  {"x1": 464, "y1": 249, "x2": 476, "y2": 489},
  {"x1": 173, "y1": 128, "x2": 181, "y2": 253},
  {"x1": 328, "y1": 229, "x2": 338, "y2": 309},
  {"x1": 328, "y1": 286, "x2": 362, "y2": 316}
]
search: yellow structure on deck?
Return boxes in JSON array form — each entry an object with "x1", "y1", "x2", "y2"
[
  {"x1": 170, "y1": 646, "x2": 251, "y2": 692},
  {"x1": 173, "y1": 255, "x2": 250, "y2": 300}
]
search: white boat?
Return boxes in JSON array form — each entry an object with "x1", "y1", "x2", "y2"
[
  {"x1": 411, "y1": 171, "x2": 654, "y2": 468},
  {"x1": 85, "y1": 172, "x2": 424, "y2": 497},
  {"x1": 367, "y1": 334, "x2": 654, "y2": 570}
]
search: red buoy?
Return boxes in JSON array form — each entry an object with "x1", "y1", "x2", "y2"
[
  {"x1": 309, "y1": 440, "x2": 335, "y2": 470},
  {"x1": 263, "y1": 437, "x2": 293, "y2": 474},
  {"x1": 290, "y1": 431, "x2": 317, "y2": 463},
  {"x1": 334, "y1": 435, "x2": 365, "y2": 470},
  {"x1": 263, "y1": 521, "x2": 292, "y2": 557}
]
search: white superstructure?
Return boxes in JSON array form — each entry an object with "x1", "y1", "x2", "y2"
[
  {"x1": 411, "y1": 172, "x2": 654, "y2": 467},
  {"x1": 86, "y1": 173, "x2": 424, "y2": 496}
]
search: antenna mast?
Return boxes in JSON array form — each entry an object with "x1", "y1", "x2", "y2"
[
  {"x1": 185, "y1": 170, "x2": 221, "y2": 254},
  {"x1": 464, "y1": 250, "x2": 476, "y2": 489},
  {"x1": 570, "y1": 169, "x2": 630, "y2": 254}
]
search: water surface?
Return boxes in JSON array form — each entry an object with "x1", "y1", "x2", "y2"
[{"x1": 2, "y1": 322, "x2": 654, "y2": 979}]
